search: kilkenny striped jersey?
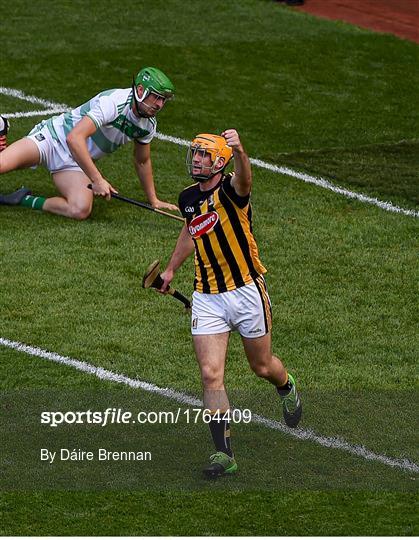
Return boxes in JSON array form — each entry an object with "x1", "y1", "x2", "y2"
[
  {"x1": 30, "y1": 88, "x2": 156, "y2": 159},
  {"x1": 179, "y1": 173, "x2": 267, "y2": 294}
]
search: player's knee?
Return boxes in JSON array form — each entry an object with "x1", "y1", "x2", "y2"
[
  {"x1": 0, "y1": 155, "x2": 12, "y2": 174},
  {"x1": 200, "y1": 365, "x2": 223, "y2": 388},
  {"x1": 251, "y1": 362, "x2": 271, "y2": 379},
  {"x1": 68, "y1": 204, "x2": 91, "y2": 221}
]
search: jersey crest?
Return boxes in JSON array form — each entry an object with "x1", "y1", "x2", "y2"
[{"x1": 111, "y1": 114, "x2": 150, "y2": 140}]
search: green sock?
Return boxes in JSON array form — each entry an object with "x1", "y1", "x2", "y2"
[{"x1": 20, "y1": 195, "x2": 46, "y2": 211}]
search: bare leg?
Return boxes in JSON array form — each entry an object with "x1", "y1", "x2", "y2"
[
  {"x1": 241, "y1": 332, "x2": 288, "y2": 386},
  {"x1": 0, "y1": 138, "x2": 40, "y2": 173},
  {"x1": 0, "y1": 140, "x2": 92, "y2": 219},
  {"x1": 43, "y1": 170, "x2": 93, "y2": 220},
  {"x1": 193, "y1": 332, "x2": 238, "y2": 476},
  {"x1": 243, "y1": 332, "x2": 302, "y2": 427},
  {"x1": 193, "y1": 332, "x2": 230, "y2": 411}
]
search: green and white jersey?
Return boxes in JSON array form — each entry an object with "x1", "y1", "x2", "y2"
[{"x1": 43, "y1": 88, "x2": 156, "y2": 160}]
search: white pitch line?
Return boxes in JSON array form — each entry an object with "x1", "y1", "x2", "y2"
[
  {"x1": 2, "y1": 108, "x2": 68, "y2": 119},
  {"x1": 155, "y1": 133, "x2": 419, "y2": 218},
  {"x1": 1, "y1": 86, "x2": 418, "y2": 218},
  {"x1": 0, "y1": 87, "x2": 68, "y2": 110},
  {"x1": 0, "y1": 337, "x2": 418, "y2": 475},
  {"x1": 249, "y1": 160, "x2": 419, "y2": 218}
]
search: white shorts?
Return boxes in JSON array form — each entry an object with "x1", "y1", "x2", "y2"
[
  {"x1": 191, "y1": 278, "x2": 272, "y2": 338},
  {"x1": 27, "y1": 121, "x2": 82, "y2": 174}
]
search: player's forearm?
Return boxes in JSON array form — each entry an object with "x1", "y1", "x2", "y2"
[
  {"x1": 166, "y1": 225, "x2": 195, "y2": 273},
  {"x1": 134, "y1": 158, "x2": 158, "y2": 205},
  {"x1": 66, "y1": 134, "x2": 103, "y2": 182},
  {"x1": 233, "y1": 146, "x2": 252, "y2": 188}
]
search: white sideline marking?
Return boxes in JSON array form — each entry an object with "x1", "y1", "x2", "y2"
[
  {"x1": 1, "y1": 337, "x2": 418, "y2": 475},
  {"x1": 2, "y1": 108, "x2": 68, "y2": 119},
  {"x1": 250, "y1": 160, "x2": 419, "y2": 218},
  {"x1": 0, "y1": 87, "x2": 68, "y2": 110},
  {"x1": 155, "y1": 133, "x2": 419, "y2": 218},
  {"x1": 1, "y1": 86, "x2": 418, "y2": 218}
]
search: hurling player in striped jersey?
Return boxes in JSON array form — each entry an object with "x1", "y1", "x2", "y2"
[
  {"x1": 158, "y1": 129, "x2": 302, "y2": 479},
  {"x1": 0, "y1": 67, "x2": 178, "y2": 219}
]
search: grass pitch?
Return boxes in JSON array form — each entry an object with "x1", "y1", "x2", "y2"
[{"x1": 1, "y1": 0, "x2": 418, "y2": 535}]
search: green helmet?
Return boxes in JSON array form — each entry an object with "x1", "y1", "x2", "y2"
[{"x1": 134, "y1": 67, "x2": 175, "y2": 100}]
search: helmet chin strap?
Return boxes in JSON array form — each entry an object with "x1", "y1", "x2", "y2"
[
  {"x1": 194, "y1": 174, "x2": 216, "y2": 184},
  {"x1": 132, "y1": 79, "x2": 153, "y2": 118},
  {"x1": 192, "y1": 166, "x2": 225, "y2": 183}
]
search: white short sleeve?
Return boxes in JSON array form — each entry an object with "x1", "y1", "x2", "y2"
[{"x1": 85, "y1": 95, "x2": 118, "y2": 128}]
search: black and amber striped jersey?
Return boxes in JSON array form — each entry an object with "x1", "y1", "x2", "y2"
[{"x1": 179, "y1": 173, "x2": 267, "y2": 294}]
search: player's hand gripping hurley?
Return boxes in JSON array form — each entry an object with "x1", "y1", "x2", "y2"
[{"x1": 142, "y1": 260, "x2": 191, "y2": 309}]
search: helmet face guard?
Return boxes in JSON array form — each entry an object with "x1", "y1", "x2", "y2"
[
  {"x1": 186, "y1": 146, "x2": 223, "y2": 182},
  {"x1": 186, "y1": 134, "x2": 233, "y2": 183},
  {"x1": 132, "y1": 67, "x2": 175, "y2": 117},
  {"x1": 131, "y1": 79, "x2": 168, "y2": 117}
]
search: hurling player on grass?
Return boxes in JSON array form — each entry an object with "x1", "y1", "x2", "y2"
[
  {"x1": 0, "y1": 67, "x2": 178, "y2": 219},
  {"x1": 158, "y1": 130, "x2": 302, "y2": 479}
]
